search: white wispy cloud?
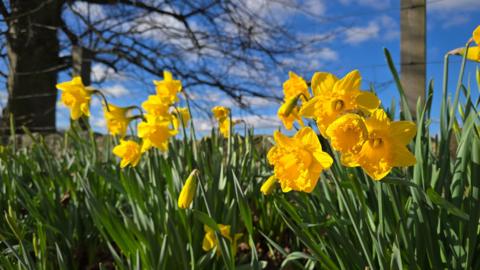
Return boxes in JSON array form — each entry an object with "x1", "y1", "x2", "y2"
[
  {"x1": 343, "y1": 15, "x2": 398, "y2": 45},
  {"x1": 339, "y1": 0, "x2": 390, "y2": 9},
  {"x1": 428, "y1": 0, "x2": 480, "y2": 12},
  {"x1": 101, "y1": 84, "x2": 130, "y2": 98}
]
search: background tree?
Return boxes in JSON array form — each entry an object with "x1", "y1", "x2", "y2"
[{"x1": 0, "y1": 0, "x2": 329, "y2": 133}]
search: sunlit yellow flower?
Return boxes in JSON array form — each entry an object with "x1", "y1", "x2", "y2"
[
  {"x1": 212, "y1": 106, "x2": 231, "y2": 137},
  {"x1": 142, "y1": 95, "x2": 171, "y2": 118},
  {"x1": 178, "y1": 169, "x2": 198, "y2": 209},
  {"x1": 326, "y1": 113, "x2": 368, "y2": 167},
  {"x1": 112, "y1": 140, "x2": 142, "y2": 168},
  {"x1": 260, "y1": 175, "x2": 277, "y2": 195},
  {"x1": 473, "y1": 25, "x2": 480, "y2": 45},
  {"x1": 277, "y1": 99, "x2": 303, "y2": 130},
  {"x1": 212, "y1": 106, "x2": 230, "y2": 120},
  {"x1": 154, "y1": 70, "x2": 182, "y2": 104},
  {"x1": 356, "y1": 109, "x2": 416, "y2": 180},
  {"x1": 300, "y1": 70, "x2": 380, "y2": 136},
  {"x1": 202, "y1": 224, "x2": 242, "y2": 256},
  {"x1": 137, "y1": 115, "x2": 177, "y2": 152},
  {"x1": 104, "y1": 104, "x2": 132, "y2": 137},
  {"x1": 267, "y1": 127, "x2": 333, "y2": 193},
  {"x1": 177, "y1": 107, "x2": 191, "y2": 124},
  {"x1": 57, "y1": 76, "x2": 93, "y2": 120},
  {"x1": 283, "y1": 71, "x2": 309, "y2": 102}
]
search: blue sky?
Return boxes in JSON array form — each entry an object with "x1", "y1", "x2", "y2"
[{"x1": 40, "y1": 0, "x2": 480, "y2": 134}]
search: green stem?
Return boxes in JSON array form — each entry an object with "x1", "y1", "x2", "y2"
[{"x1": 330, "y1": 171, "x2": 375, "y2": 269}]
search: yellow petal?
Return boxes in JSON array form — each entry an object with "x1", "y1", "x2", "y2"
[
  {"x1": 299, "y1": 96, "x2": 319, "y2": 118},
  {"x1": 311, "y1": 72, "x2": 338, "y2": 96},
  {"x1": 273, "y1": 130, "x2": 292, "y2": 148},
  {"x1": 334, "y1": 70, "x2": 361, "y2": 92},
  {"x1": 390, "y1": 121, "x2": 416, "y2": 145},
  {"x1": 356, "y1": 91, "x2": 380, "y2": 111},
  {"x1": 295, "y1": 127, "x2": 321, "y2": 150},
  {"x1": 392, "y1": 145, "x2": 416, "y2": 167},
  {"x1": 163, "y1": 70, "x2": 173, "y2": 81},
  {"x1": 313, "y1": 151, "x2": 333, "y2": 169},
  {"x1": 473, "y1": 25, "x2": 480, "y2": 45},
  {"x1": 466, "y1": 46, "x2": 480, "y2": 62}
]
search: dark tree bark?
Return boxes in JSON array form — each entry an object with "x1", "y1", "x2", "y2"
[{"x1": 2, "y1": 0, "x2": 63, "y2": 133}]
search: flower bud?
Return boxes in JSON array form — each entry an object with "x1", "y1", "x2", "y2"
[
  {"x1": 260, "y1": 175, "x2": 277, "y2": 195},
  {"x1": 178, "y1": 169, "x2": 199, "y2": 209}
]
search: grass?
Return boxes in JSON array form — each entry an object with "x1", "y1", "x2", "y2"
[{"x1": 0, "y1": 49, "x2": 479, "y2": 269}]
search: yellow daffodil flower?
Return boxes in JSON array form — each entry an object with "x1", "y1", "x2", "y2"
[
  {"x1": 277, "y1": 99, "x2": 303, "y2": 130},
  {"x1": 326, "y1": 113, "x2": 368, "y2": 167},
  {"x1": 56, "y1": 76, "x2": 93, "y2": 120},
  {"x1": 178, "y1": 169, "x2": 198, "y2": 209},
  {"x1": 137, "y1": 115, "x2": 177, "y2": 152},
  {"x1": 260, "y1": 175, "x2": 277, "y2": 195},
  {"x1": 212, "y1": 106, "x2": 231, "y2": 137},
  {"x1": 283, "y1": 71, "x2": 309, "y2": 102},
  {"x1": 212, "y1": 106, "x2": 230, "y2": 120},
  {"x1": 300, "y1": 70, "x2": 380, "y2": 136},
  {"x1": 202, "y1": 224, "x2": 242, "y2": 256},
  {"x1": 356, "y1": 109, "x2": 416, "y2": 180},
  {"x1": 177, "y1": 107, "x2": 191, "y2": 125},
  {"x1": 112, "y1": 140, "x2": 142, "y2": 168},
  {"x1": 267, "y1": 127, "x2": 333, "y2": 193},
  {"x1": 154, "y1": 70, "x2": 182, "y2": 104},
  {"x1": 141, "y1": 95, "x2": 171, "y2": 118},
  {"x1": 104, "y1": 104, "x2": 132, "y2": 137}
]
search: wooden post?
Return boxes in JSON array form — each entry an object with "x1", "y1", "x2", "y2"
[
  {"x1": 71, "y1": 46, "x2": 93, "y2": 129},
  {"x1": 400, "y1": 0, "x2": 426, "y2": 116}
]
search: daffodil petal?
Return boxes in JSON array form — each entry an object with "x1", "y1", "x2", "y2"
[
  {"x1": 334, "y1": 69, "x2": 361, "y2": 92},
  {"x1": 390, "y1": 121, "x2": 417, "y2": 145},
  {"x1": 356, "y1": 91, "x2": 380, "y2": 111},
  {"x1": 392, "y1": 145, "x2": 416, "y2": 167}
]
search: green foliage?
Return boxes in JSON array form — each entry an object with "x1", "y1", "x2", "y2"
[{"x1": 0, "y1": 49, "x2": 479, "y2": 269}]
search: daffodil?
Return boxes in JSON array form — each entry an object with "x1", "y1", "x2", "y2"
[
  {"x1": 178, "y1": 169, "x2": 198, "y2": 209},
  {"x1": 277, "y1": 99, "x2": 303, "y2": 130},
  {"x1": 177, "y1": 107, "x2": 191, "y2": 125},
  {"x1": 212, "y1": 106, "x2": 231, "y2": 137},
  {"x1": 212, "y1": 106, "x2": 230, "y2": 120},
  {"x1": 112, "y1": 140, "x2": 142, "y2": 168},
  {"x1": 57, "y1": 76, "x2": 93, "y2": 120},
  {"x1": 326, "y1": 113, "x2": 368, "y2": 167},
  {"x1": 300, "y1": 70, "x2": 380, "y2": 136},
  {"x1": 260, "y1": 175, "x2": 277, "y2": 195},
  {"x1": 154, "y1": 70, "x2": 182, "y2": 104},
  {"x1": 283, "y1": 71, "x2": 309, "y2": 102},
  {"x1": 267, "y1": 127, "x2": 333, "y2": 193},
  {"x1": 137, "y1": 115, "x2": 177, "y2": 152},
  {"x1": 202, "y1": 224, "x2": 242, "y2": 256},
  {"x1": 356, "y1": 109, "x2": 416, "y2": 180},
  {"x1": 141, "y1": 95, "x2": 171, "y2": 118},
  {"x1": 104, "y1": 104, "x2": 132, "y2": 137}
]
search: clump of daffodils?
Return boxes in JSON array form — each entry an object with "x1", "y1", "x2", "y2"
[
  {"x1": 56, "y1": 70, "x2": 189, "y2": 168},
  {"x1": 262, "y1": 69, "x2": 417, "y2": 194}
]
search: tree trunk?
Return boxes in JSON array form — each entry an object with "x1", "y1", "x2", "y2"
[{"x1": 2, "y1": 0, "x2": 62, "y2": 134}]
